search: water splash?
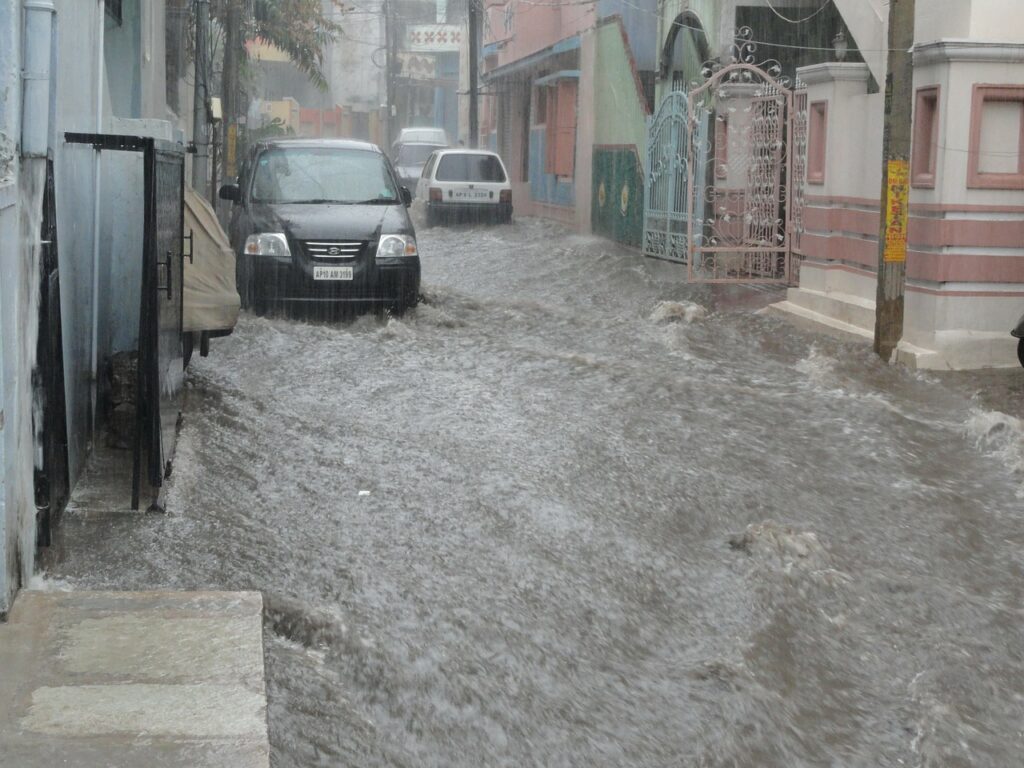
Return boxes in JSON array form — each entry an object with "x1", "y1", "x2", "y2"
[
  {"x1": 649, "y1": 300, "x2": 707, "y2": 324},
  {"x1": 965, "y1": 408, "x2": 1024, "y2": 488}
]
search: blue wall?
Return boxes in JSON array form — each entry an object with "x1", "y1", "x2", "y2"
[{"x1": 528, "y1": 127, "x2": 574, "y2": 207}]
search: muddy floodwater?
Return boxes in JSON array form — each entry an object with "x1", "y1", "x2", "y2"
[{"x1": 47, "y1": 219, "x2": 1024, "y2": 766}]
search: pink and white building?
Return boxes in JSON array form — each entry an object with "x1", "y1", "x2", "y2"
[{"x1": 776, "y1": 0, "x2": 1024, "y2": 369}]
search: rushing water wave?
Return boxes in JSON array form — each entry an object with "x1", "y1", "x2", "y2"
[{"x1": 47, "y1": 218, "x2": 1024, "y2": 767}]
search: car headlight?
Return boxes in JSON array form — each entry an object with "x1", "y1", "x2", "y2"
[
  {"x1": 244, "y1": 232, "x2": 290, "y2": 257},
  {"x1": 376, "y1": 234, "x2": 418, "y2": 259}
]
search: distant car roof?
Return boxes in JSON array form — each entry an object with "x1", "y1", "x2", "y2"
[
  {"x1": 397, "y1": 127, "x2": 448, "y2": 142},
  {"x1": 434, "y1": 148, "x2": 503, "y2": 158},
  {"x1": 257, "y1": 138, "x2": 382, "y2": 153}
]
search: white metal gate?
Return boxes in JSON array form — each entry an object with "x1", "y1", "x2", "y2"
[{"x1": 643, "y1": 31, "x2": 806, "y2": 283}]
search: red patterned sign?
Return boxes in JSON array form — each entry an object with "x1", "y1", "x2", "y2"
[{"x1": 407, "y1": 25, "x2": 463, "y2": 52}]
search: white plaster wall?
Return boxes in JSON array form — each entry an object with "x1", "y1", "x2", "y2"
[
  {"x1": 326, "y1": 1, "x2": 385, "y2": 112},
  {"x1": 921, "y1": 56, "x2": 1024, "y2": 208},
  {"x1": 0, "y1": 0, "x2": 21, "y2": 615},
  {"x1": 915, "y1": 0, "x2": 972, "y2": 43},
  {"x1": 801, "y1": 65, "x2": 884, "y2": 202},
  {"x1": 831, "y1": 0, "x2": 887, "y2": 85},
  {"x1": 917, "y1": 1, "x2": 1024, "y2": 45},
  {"x1": 902, "y1": 289, "x2": 1021, "y2": 368},
  {"x1": 969, "y1": 0, "x2": 1024, "y2": 40},
  {"x1": 53, "y1": 0, "x2": 104, "y2": 486}
]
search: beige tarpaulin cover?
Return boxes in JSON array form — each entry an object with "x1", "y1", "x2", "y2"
[{"x1": 183, "y1": 185, "x2": 240, "y2": 333}]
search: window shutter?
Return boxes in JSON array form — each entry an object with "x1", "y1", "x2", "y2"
[{"x1": 553, "y1": 80, "x2": 577, "y2": 177}]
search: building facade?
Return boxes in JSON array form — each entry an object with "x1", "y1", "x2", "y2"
[
  {"x1": 1, "y1": 0, "x2": 191, "y2": 614},
  {"x1": 481, "y1": 0, "x2": 661, "y2": 235},
  {"x1": 778, "y1": 0, "x2": 1024, "y2": 369}
]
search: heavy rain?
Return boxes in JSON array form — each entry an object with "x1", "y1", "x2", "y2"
[
  {"x1": 2, "y1": 1, "x2": 1024, "y2": 767},
  {"x1": 47, "y1": 219, "x2": 1024, "y2": 766}
]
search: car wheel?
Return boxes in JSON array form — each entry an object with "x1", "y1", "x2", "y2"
[
  {"x1": 1017, "y1": 338, "x2": 1024, "y2": 368},
  {"x1": 393, "y1": 292, "x2": 419, "y2": 315},
  {"x1": 237, "y1": 255, "x2": 254, "y2": 310},
  {"x1": 426, "y1": 209, "x2": 438, "y2": 228}
]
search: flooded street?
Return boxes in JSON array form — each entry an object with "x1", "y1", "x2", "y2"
[{"x1": 47, "y1": 220, "x2": 1024, "y2": 767}]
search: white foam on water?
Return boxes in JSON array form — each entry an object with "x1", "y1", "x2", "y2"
[
  {"x1": 27, "y1": 573, "x2": 76, "y2": 592},
  {"x1": 649, "y1": 300, "x2": 707, "y2": 325},
  {"x1": 965, "y1": 409, "x2": 1024, "y2": 492},
  {"x1": 795, "y1": 344, "x2": 837, "y2": 389}
]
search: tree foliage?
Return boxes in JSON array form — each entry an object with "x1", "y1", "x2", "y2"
[{"x1": 213, "y1": 0, "x2": 345, "y2": 90}]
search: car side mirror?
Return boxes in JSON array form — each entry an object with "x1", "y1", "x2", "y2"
[
  {"x1": 219, "y1": 184, "x2": 240, "y2": 203},
  {"x1": 401, "y1": 187, "x2": 413, "y2": 207}
]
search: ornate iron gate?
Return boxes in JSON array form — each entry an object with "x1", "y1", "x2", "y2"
[
  {"x1": 643, "y1": 91, "x2": 690, "y2": 263},
  {"x1": 643, "y1": 30, "x2": 806, "y2": 284}
]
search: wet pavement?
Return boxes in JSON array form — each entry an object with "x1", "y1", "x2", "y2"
[{"x1": 45, "y1": 218, "x2": 1024, "y2": 766}]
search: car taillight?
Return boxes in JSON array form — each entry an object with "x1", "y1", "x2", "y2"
[
  {"x1": 499, "y1": 190, "x2": 512, "y2": 204},
  {"x1": 429, "y1": 187, "x2": 442, "y2": 202}
]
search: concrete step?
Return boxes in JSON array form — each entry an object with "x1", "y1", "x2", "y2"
[{"x1": 0, "y1": 590, "x2": 269, "y2": 767}]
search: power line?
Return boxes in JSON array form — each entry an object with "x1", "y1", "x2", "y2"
[{"x1": 763, "y1": 0, "x2": 834, "y2": 25}]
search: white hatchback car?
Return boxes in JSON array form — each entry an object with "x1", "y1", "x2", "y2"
[{"x1": 417, "y1": 149, "x2": 512, "y2": 226}]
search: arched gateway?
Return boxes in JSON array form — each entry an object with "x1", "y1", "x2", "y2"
[{"x1": 643, "y1": 28, "x2": 808, "y2": 283}]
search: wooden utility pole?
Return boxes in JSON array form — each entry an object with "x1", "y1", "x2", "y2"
[
  {"x1": 222, "y1": 1, "x2": 242, "y2": 180},
  {"x1": 873, "y1": 0, "x2": 915, "y2": 360},
  {"x1": 192, "y1": 0, "x2": 210, "y2": 198},
  {"x1": 467, "y1": 0, "x2": 479, "y2": 147},
  {"x1": 384, "y1": 0, "x2": 397, "y2": 150}
]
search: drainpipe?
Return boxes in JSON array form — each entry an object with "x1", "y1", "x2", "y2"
[
  {"x1": 89, "y1": 1, "x2": 104, "y2": 435},
  {"x1": 21, "y1": 0, "x2": 55, "y2": 158}
]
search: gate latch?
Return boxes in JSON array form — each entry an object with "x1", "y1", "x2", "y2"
[{"x1": 157, "y1": 250, "x2": 175, "y2": 299}]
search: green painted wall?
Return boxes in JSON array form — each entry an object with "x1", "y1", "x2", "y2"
[
  {"x1": 591, "y1": 21, "x2": 648, "y2": 247},
  {"x1": 593, "y1": 22, "x2": 648, "y2": 151},
  {"x1": 656, "y1": 0, "x2": 720, "y2": 105},
  {"x1": 592, "y1": 147, "x2": 644, "y2": 247}
]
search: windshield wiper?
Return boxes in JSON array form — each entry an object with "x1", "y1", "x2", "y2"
[
  {"x1": 283, "y1": 198, "x2": 348, "y2": 204},
  {"x1": 347, "y1": 198, "x2": 398, "y2": 205}
]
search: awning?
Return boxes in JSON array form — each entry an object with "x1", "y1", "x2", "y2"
[
  {"x1": 483, "y1": 35, "x2": 580, "y2": 81},
  {"x1": 534, "y1": 70, "x2": 580, "y2": 87}
]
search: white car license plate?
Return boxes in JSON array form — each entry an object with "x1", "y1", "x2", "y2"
[
  {"x1": 453, "y1": 190, "x2": 490, "y2": 200},
  {"x1": 313, "y1": 266, "x2": 353, "y2": 281}
]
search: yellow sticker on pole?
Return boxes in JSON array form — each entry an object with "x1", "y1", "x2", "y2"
[
  {"x1": 226, "y1": 124, "x2": 238, "y2": 179},
  {"x1": 884, "y1": 160, "x2": 909, "y2": 263}
]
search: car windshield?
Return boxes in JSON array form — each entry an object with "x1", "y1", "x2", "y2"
[
  {"x1": 251, "y1": 147, "x2": 399, "y2": 204},
  {"x1": 396, "y1": 144, "x2": 443, "y2": 166},
  {"x1": 435, "y1": 154, "x2": 507, "y2": 182}
]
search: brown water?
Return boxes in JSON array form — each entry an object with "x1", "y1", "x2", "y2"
[{"x1": 47, "y1": 218, "x2": 1024, "y2": 767}]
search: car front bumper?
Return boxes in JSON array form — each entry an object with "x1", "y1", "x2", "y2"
[
  {"x1": 244, "y1": 256, "x2": 420, "y2": 306},
  {"x1": 427, "y1": 201, "x2": 512, "y2": 222}
]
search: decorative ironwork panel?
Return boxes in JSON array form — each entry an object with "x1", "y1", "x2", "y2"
[
  {"x1": 643, "y1": 92, "x2": 690, "y2": 263},
  {"x1": 643, "y1": 27, "x2": 801, "y2": 283},
  {"x1": 685, "y1": 29, "x2": 794, "y2": 283}
]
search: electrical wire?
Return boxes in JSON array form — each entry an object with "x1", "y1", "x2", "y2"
[{"x1": 763, "y1": 0, "x2": 833, "y2": 25}]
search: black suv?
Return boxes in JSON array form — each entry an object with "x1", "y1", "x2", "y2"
[{"x1": 220, "y1": 139, "x2": 420, "y2": 314}]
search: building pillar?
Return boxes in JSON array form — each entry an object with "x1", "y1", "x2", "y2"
[{"x1": 0, "y1": 0, "x2": 22, "y2": 616}]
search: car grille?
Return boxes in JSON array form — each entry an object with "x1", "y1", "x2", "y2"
[{"x1": 302, "y1": 240, "x2": 366, "y2": 260}]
